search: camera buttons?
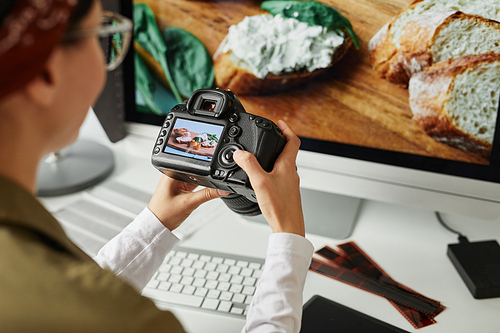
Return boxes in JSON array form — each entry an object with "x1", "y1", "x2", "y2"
[
  {"x1": 228, "y1": 125, "x2": 241, "y2": 138},
  {"x1": 154, "y1": 147, "x2": 161, "y2": 154},
  {"x1": 157, "y1": 138, "x2": 164, "y2": 145},
  {"x1": 218, "y1": 145, "x2": 242, "y2": 169},
  {"x1": 163, "y1": 122, "x2": 170, "y2": 128},
  {"x1": 166, "y1": 113, "x2": 174, "y2": 120},
  {"x1": 229, "y1": 113, "x2": 239, "y2": 123},
  {"x1": 160, "y1": 129, "x2": 167, "y2": 137}
]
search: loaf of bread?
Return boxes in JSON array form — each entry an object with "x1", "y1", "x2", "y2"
[
  {"x1": 369, "y1": 0, "x2": 500, "y2": 86},
  {"x1": 408, "y1": 53, "x2": 500, "y2": 156},
  {"x1": 213, "y1": 14, "x2": 353, "y2": 95}
]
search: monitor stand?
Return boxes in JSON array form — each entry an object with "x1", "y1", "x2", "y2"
[
  {"x1": 244, "y1": 188, "x2": 363, "y2": 239},
  {"x1": 36, "y1": 139, "x2": 114, "y2": 197}
]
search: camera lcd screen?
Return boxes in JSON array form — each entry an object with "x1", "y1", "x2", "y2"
[{"x1": 165, "y1": 118, "x2": 224, "y2": 162}]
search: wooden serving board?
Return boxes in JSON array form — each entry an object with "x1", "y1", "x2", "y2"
[
  {"x1": 167, "y1": 131, "x2": 217, "y2": 157},
  {"x1": 140, "y1": 0, "x2": 489, "y2": 165}
]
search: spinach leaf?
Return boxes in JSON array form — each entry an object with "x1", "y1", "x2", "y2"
[
  {"x1": 134, "y1": 52, "x2": 163, "y2": 115},
  {"x1": 133, "y1": 3, "x2": 182, "y2": 102},
  {"x1": 261, "y1": 1, "x2": 359, "y2": 49},
  {"x1": 162, "y1": 27, "x2": 214, "y2": 99}
]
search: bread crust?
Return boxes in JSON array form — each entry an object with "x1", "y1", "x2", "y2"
[
  {"x1": 394, "y1": 12, "x2": 500, "y2": 86},
  {"x1": 213, "y1": 32, "x2": 353, "y2": 95},
  {"x1": 369, "y1": 0, "x2": 424, "y2": 86},
  {"x1": 409, "y1": 53, "x2": 500, "y2": 156}
]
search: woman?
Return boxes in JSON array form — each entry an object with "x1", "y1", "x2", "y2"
[{"x1": 0, "y1": 0, "x2": 313, "y2": 332}]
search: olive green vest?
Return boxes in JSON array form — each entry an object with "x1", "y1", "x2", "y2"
[{"x1": 0, "y1": 176, "x2": 186, "y2": 332}]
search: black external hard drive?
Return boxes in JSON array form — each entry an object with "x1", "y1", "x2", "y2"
[
  {"x1": 447, "y1": 239, "x2": 500, "y2": 299},
  {"x1": 300, "y1": 295, "x2": 410, "y2": 333}
]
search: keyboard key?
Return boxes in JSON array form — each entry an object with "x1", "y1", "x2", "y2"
[
  {"x1": 236, "y1": 260, "x2": 249, "y2": 268},
  {"x1": 228, "y1": 266, "x2": 241, "y2": 275},
  {"x1": 201, "y1": 298, "x2": 219, "y2": 310},
  {"x1": 181, "y1": 268, "x2": 195, "y2": 276},
  {"x1": 158, "y1": 264, "x2": 171, "y2": 273},
  {"x1": 249, "y1": 262, "x2": 261, "y2": 270},
  {"x1": 207, "y1": 289, "x2": 221, "y2": 299},
  {"x1": 241, "y1": 268, "x2": 253, "y2": 277},
  {"x1": 194, "y1": 287, "x2": 208, "y2": 297},
  {"x1": 232, "y1": 294, "x2": 246, "y2": 304},
  {"x1": 194, "y1": 269, "x2": 207, "y2": 278},
  {"x1": 218, "y1": 273, "x2": 231, "y2": 282},
  {"x1": 193, "y1": 278, "x2": 206, "y2": 288},
  {"x1": 206, "y1": 271, "x2": 219, "y2": 280},
  {"x1": 220, "y1": 291, "x2": 233, "y2": 301},
  {"x1": 187, "y1": 253, "x2": 200, "y2": 260},
  {"x1": 230, "y1": 275, "x2": 244, "y2": 284},
  {"x1": 142, "y1": 288, "x2": 204, "y2": 308},
  {"x1": 204, "y1": 262, "x2": 217, "y2": 271},
  {"x1": 180, "y1": 259, "x2": 194, "y2": 267},
  {"x1": 231, "y1": 307, "x2": 244, "y2": 315},
  {"x1": 158, "y1": 281, "x2": 171, "y2": 291},
  {"x1": 211, "y1": 257, "x2": 224, "y2": 264},
  {"x1": 199, "y1": 255, "x2": 211, "y2": 262},
  {"x1": 170, "y1": 266, "x2": 183, "y2": 274},
  {"x1": 243, "y1": 277, "x2": 257, "y2": 286},
  {"x1": 180, "y1": 276, "x2": 194, "y2": 285},
  {"x1": 170, "y1": 283, "x2": 183, "y2": 293},
  {"x1": 157, "y1": 273, "x2": 170, "y2": 281},
  {"x1": 192, "y1": 261, "x2": 205, "y2": 269},
  {"x1": 216, "y1": 264, "x2": 229, "y2": 273},
  {"x1": 242, "y1": 286, "x2": 255, "y2": 295},
  {"x1": 229, "y1": 284, "x2": 243, "y2": 293},
  {"x1": 217, "y1": 301, "x2": 232, "y2": 312},
  {"x1": 168, "y1": 275, "x2": 182, "y2": 284},
  {"x1": 224, "y1": 258, "x2": 236, "y2": 266},
  {"x1": 205, "y1": 280, "x2": 218, "y2": 289},
  {"x1": 175, "y1": 251, "x2": 188, "y2": 258},
  {"x1": 252, "y1": 269, "x2": 263, "y2": 278},
  {"x1": 217, "y1": 282, "x2": 230, "y2": 291},
  {"x1": 182, "y1": 286, "x2": 196, "y2": 295},
  {"x1": 168, "y1": 257, "x2": 182, "y2": 265}
]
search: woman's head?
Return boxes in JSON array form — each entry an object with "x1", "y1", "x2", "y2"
[{"x1": 0, "y1": 0, "x2": 107, "y2": 154}]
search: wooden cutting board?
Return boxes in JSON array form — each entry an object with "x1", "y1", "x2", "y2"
[
  {"x1": 167, "y1": 131, "x2": 217, "y2": 157},
  {"x1": 139, "y1": 0, "x2": 489, "y2": 165}
]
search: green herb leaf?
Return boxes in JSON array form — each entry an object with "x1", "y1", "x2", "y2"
[
  {"x1": 162, "y1": 27, "x2": 215, "y2": 99},
  {"x1": 134, "y1": 52, "x2": 163, "y2": 115},
  {"x1": 261, "y1": 1, "x2": 359, "y2": 49},
  {"x1": 133, "y1": 3, "x2": 182, "y2": 102},
  {"x1": 207, "y1": 134, "x2": 218, "y2": 142}
]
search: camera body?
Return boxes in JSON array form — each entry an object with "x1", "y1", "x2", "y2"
[{"x1": 151, "y1": 89, "x2": 286, "y2": 215}]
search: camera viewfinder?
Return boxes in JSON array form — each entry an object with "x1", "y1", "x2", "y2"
[{"x1": 202, "y1": 100, "x2": 217, "y2": 112}]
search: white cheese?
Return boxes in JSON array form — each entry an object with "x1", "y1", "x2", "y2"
[{"x1": 220, "y1": 14, "x2": 345, "y2": 79}]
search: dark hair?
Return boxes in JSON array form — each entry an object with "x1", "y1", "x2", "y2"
[{"x1": 0, "y1": 0, "x2": 95, "y2": 31}]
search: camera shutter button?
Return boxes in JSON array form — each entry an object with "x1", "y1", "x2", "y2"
[{"x1": 229, "y1": 113, "x2": 239, "y2": 123}]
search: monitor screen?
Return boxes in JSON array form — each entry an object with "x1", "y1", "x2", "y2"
[{"x1": 120, "y1": 0, "x2": 500, "y2": 206}]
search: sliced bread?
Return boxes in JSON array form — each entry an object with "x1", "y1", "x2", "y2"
[
  {"x1": 408, "y1": 53, "x2": 500, "y2": 156},
  {"x1": 369, "y1": 0, "x2": 500, "y2": 85}
]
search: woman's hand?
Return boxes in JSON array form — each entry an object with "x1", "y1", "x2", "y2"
[
  {"x1": 148, "y1": 175, "x2": 229, "y2": 231},
  {"x1": 233, "y1": 120, "x2": 305, "y2": 237}
]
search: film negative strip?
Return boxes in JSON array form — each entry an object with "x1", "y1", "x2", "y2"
[{"x1": 309, "y1": 242, "x2": 445, "y2": 329}]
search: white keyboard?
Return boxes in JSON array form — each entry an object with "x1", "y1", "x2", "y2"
[{"x1": 142, "y1": 247, "x2": 265, "y2": 317}]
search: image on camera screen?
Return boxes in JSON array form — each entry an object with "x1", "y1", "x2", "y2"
[{"x1": 165, "y1": 118, "x2": 224, "y2": 162}]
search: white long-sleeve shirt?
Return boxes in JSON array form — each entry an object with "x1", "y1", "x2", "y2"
[{"x1": 94, "y1": 208, "x2": 314, "y2": 333}]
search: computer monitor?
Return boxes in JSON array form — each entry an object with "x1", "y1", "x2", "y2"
[{"x1": 116, "y1": 0, "x2": 500, "y2": 238}]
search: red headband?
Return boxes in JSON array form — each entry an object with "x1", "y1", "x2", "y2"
[{"x1": 0, "y1": 0, "x2": 78, "y2": 99}]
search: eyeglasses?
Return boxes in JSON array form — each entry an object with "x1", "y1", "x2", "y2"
[{"x1": 62, "y1": 11, "x2": 133, "y2": 71}]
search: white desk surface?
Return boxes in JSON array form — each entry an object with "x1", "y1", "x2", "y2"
[{"x1": 41, "y1": 112, "x2": 500, "y2": 333}]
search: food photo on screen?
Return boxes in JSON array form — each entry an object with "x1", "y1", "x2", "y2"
[
  {"x1": 164, "y1": 119, "x2": 224, "y2": 161},
  {"x1": 130, "y1": 0, "x2": 500, "y2": 167}
]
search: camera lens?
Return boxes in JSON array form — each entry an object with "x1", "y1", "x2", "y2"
[
  {"x1": 221, "y1": 194, "x2": 261, "y2": 216},
  {"x1": 201, "y1": 100, "x2": 217, "y2": 112}
]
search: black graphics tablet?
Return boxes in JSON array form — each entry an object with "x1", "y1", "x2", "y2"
[{"x1": 300, "y1": 295, "x2": 410, "y2": 333}]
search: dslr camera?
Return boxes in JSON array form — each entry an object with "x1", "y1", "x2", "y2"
[{"x1": 151, "y1": 89, "x2": 286, "y2": 216}]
